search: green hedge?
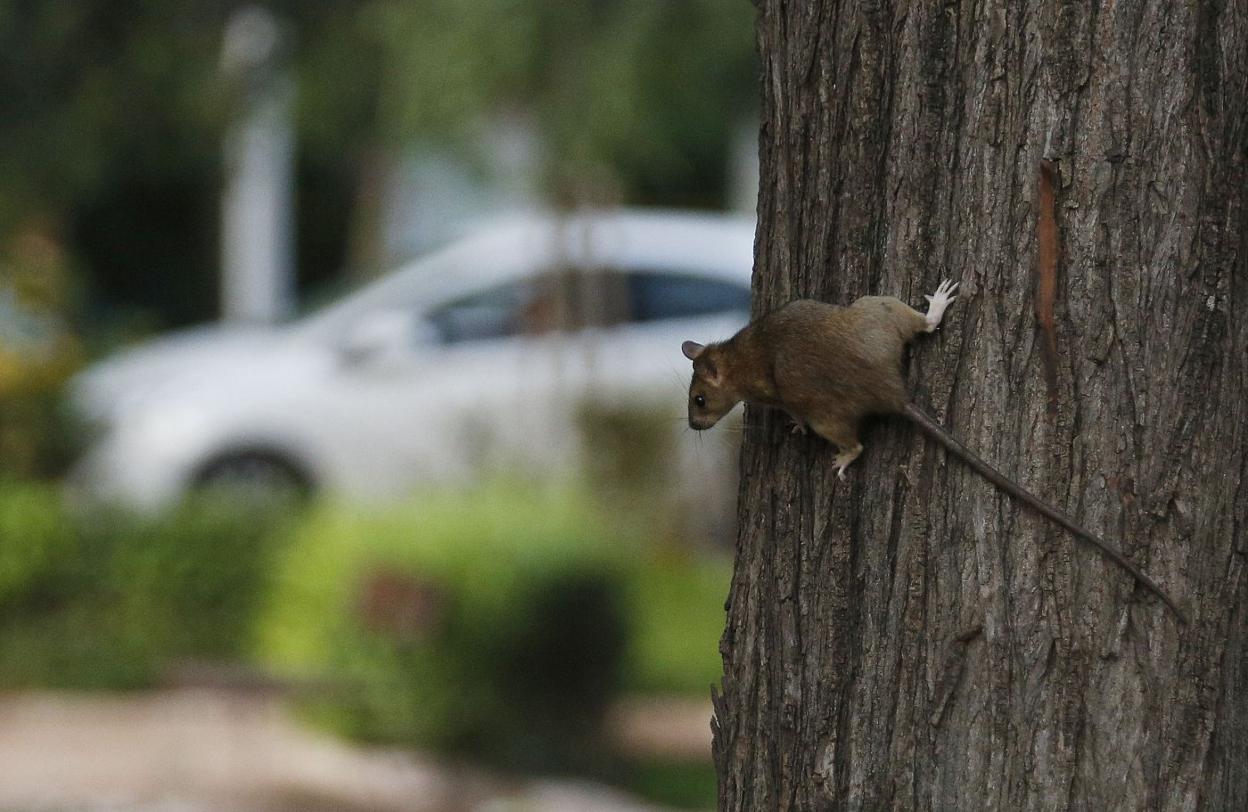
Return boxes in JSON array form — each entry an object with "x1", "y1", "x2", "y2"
[
  {"x1": 0, "y1": 482, "x2": 729, "y2": 701},
  {"x1": 625, "y1": 549, "x2": 730, "y2": 696},
  {"x1": 0, "y1": 483, "x2": 290, "y2": 688},
  {"x1": 257, "y1": 487, "x2": 639, "y2": 771},
  {"x1": 0, "y1": 480, "x2": 730, "y2": 798}
]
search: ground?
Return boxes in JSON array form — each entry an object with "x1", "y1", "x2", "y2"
[{"x1": 0, "y1": 689, "x2": 711, "y2": 811}]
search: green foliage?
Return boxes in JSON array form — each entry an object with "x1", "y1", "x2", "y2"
[
  {"x1": 621, "y1": 758, "x2": 718, "y2": 809},
  {"x1": 574, "y1": 405, "x2": 732, "y2": 697},
  {"x1": 626, "y1": 550, "x2": 729, "y2": 696},
  {"x1": 0, "y1": 484, "x2": 292, "y2": 689},
  {"x1": 0, "y1": 2, "x2": 227, "y2": 227},
  {"x1": 1, "y1": 229, "x2": 87, "y2": 480},
  {"x1": 0, "y1": 479, "x2": 730, "y2": 803},
  {"x1": 1, "y1": 0, "x2": 756, "y2": 216},
  {"x1": 2, "y1": 1, "x2": 756, "y2": 329},
  {"x1": 369, "y1": 0, "x2": 757, "y2": 205},
  {"x1": 0, "y1": 485, "x2": 76, "y2": 605},
  {"x1": 257, "y1": 487, "x2": 636, "y2": 771}
]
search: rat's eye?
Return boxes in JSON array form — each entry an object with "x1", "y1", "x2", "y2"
[{"x1": 694, "y1": 395, "x2": 707, "y2": 408}]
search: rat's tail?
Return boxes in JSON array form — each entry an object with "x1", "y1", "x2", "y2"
[{"x1": 902, "y1": 402, "x2": 1187, "y2": 624}]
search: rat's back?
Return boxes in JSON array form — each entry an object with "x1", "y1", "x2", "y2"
[
  {"x1": 757, "y1": 295, "x2": 926, "y2": 363},
  {"x1": 847, "y1": 295, "x2": 930, "y2": 360},
  {"x1": 750, "y1": 297, "x2": 915, "y2": 416}
]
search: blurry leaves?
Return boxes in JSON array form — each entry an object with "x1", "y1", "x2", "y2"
[
  {"x1": 257, "y1": 486, "x2": 636, "y2": 770},
  {"x1": 0, "y1": 484, "x2": 294, "y2": 689},
  {"x1": 365, "y1": 0, "x2": 539, "y2": 145},
  {"x1": 0, "y1": 1, "x2": 755, "y2": 325},
  {"x1": 0, "y1": 484, "x2": 74, "y2": 606},
  {"x1": 0, "y1": 221, "x2": 85, "y2": 479},
  {"x1": 0, "y1": 0, "x2": 756, "y2": 232},
  {"x1": 350, "y1": 0, "x2": 757, "y2": 204},
  {"x1": 0, "y1": 1, "x2": 228, "y2": 226},
  {"x1": 0, "y1": 479, "x2": 730, "y2": 794},
  {"x1": 0, "y1": 1, "x2": 232, "y2": 325}
]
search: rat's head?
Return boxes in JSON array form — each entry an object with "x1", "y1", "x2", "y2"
[{"x1": 682, "y1": 340, "x2": 738, "y2": 430}]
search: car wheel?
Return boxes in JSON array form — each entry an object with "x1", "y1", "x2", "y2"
[{"x1": 193, "y1": 451, "x2": 312, "y2": 504}]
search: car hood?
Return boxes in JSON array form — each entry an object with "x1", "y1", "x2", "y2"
[{"x1": 69, "y1": 324, "x2": 321, "y2": 424}]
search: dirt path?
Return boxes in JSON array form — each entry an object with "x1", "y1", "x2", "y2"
[{"x1": 0, "y1": 689, "x2": 706, "y2": 811}]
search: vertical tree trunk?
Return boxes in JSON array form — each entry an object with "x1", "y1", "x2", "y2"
[{"x1": 713, "y1": 1, "x2": 1247, "y2": 809}]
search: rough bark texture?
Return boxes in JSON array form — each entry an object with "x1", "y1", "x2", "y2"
[{"x1": 712, "y1": 1, "x2": 1248, "y2": 809}]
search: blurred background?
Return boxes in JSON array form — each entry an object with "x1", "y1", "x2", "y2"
[{"x1": 0, "y1": 2, "x2": 758, "y2": 809}]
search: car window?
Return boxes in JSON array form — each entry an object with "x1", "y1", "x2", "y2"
[
  {"x1": 426, "y1": 270, "x2": 751, "y2": 345},
  {"x1": 626, "y1": 273, "x2": 751, "y2": 323},
  {"x1": 425, "y1": 273, "x2": 581, "y2": 344},
  {"x1": 426, "y1": 281, "x2": 534, "y2": 344}
]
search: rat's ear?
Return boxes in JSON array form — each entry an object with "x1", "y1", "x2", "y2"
[{"x1": 681, "y1": 341, "x2": 705, "y2": 361}]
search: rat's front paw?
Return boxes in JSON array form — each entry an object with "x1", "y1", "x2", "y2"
[{"x1": 924, "y1": 279, "x2": 959, "y2": 331}]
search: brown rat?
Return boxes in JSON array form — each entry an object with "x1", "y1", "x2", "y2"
[{"x1": 682, "y1": 280, "x2": 1187, "y2": 623}]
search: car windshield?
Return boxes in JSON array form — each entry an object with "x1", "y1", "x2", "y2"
[{"x1": 292, "y1": 221, "x2": 544, "y2": 344}]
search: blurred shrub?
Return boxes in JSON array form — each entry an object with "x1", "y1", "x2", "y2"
[
  {"x1": 625, "y1": 550, "x2": 729, "y2": 696},
  {"x1": 574, "y1": 402, "x2": 732, "y2": 696},
  {"x1": 577, "y1": 403, "x2": 673, "y2": 507},
  {"x1": 576, "y1": 401, "x2": 740, "y2": 550},
  {"x1": 0, "y1": 477, "x2": 731, "y2": 805},
  {"x1": 0, "y1": 227, "x2": 87, "y2": 481},
  {"x1": 0, "y1": 484, "x2": 77, "y2": 610},
  {"x1": 0, "y1": 483, "x2": 291, "y2": 689},
  {"x1": 622, "y1": 759, "x2": 718, "y2": 810},
  {"x1": 257, "y1": 486, "x2": 634, "y2": 772}
]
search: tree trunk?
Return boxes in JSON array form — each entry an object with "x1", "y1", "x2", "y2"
[{"x1": 713, "y1": 1, "x2": 1247, "y2": 809}]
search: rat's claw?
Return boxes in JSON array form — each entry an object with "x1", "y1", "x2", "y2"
[
  {"x1": 929, "y1": 279, "x2": 958, "y2": 300},
  {"x1": 832, "y1": 444, "x2": 862, "y2": 479},
  {"x1": 924, "y1": 279, "x2": 959, "y2": 332}
]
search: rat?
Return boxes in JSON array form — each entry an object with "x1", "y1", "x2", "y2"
[{"x1": 681, "y1": 280, "x2": 1187, "y2": 623}]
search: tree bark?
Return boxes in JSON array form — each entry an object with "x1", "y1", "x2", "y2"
[{"x1": 713, "y1": 1, "x2": 1248, "y2": 809}]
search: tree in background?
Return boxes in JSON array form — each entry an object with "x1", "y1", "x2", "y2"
[
  {"x1": 365, "y1": 0, "x2": 756, "y2": 205},
  {"x1": 0, "y1": 0, "x2": 756, "y2": 328},
  {"x1": 714, "y1": 1, "x2": 1246, "y2": 808}
]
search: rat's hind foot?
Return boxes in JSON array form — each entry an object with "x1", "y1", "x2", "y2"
[
  {"x1": 833, "y1": 443, "x2": 863, "y2": 480},
  {"x1": 924, "y1": 279, "x2": 959, "y2": 332}
]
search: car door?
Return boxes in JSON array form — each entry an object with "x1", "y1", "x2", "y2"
[
  {"x1": 552, "y1": 214, "x2": 754, "y2": 411},
  {"x1": 539, "y1": 219, "x2": 752, "y2": 538},
  {"x1": 323, "y1": 211, "x2": 639, "y2": 495},
  {"x1": 318, "y1": 274, "x2": 568, "y2": 498}
]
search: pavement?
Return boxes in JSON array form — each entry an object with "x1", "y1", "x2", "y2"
[{"x1": 0, "y1": 689, "x2": 712, "y2": 812}]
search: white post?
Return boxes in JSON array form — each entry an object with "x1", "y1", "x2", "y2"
[
  {"x1": 220, "y1": 6, "x2": 295, "y2": 324},
  {"x1": 728, "y1": 118, "x2": 760, "y2": 215}
]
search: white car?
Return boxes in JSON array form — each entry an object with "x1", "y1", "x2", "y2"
[{"x1": 68, "y1": 209, "x2": 754, "y2": 511}]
